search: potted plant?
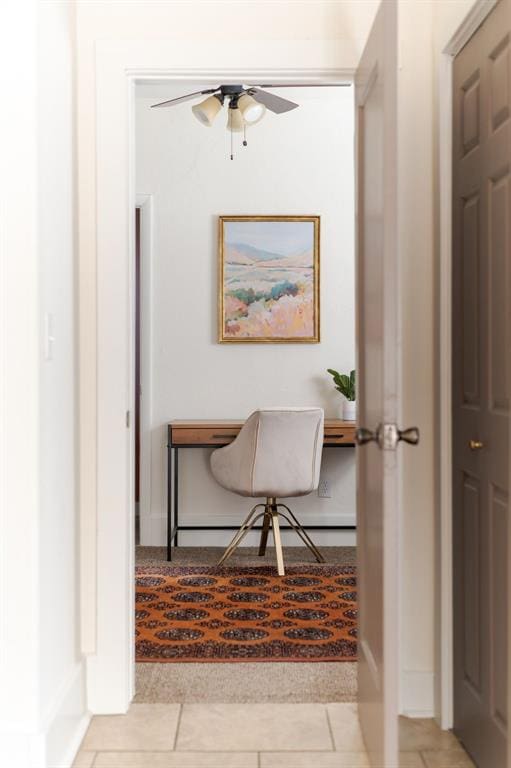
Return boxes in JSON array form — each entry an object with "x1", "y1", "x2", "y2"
[{"x1": 327, "y1": 368, "x2": 356, "y2": 421}]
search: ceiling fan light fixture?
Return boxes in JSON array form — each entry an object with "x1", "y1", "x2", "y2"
[
  {"x1": 192, "y1": 94, "x2": 223, "y2": 126},
  {"x1": 227, "y1": 107, "x2": 245, "y2": 133},
  {"x1": 237, "y1": 93, "x2": 266, "y2": 124}
]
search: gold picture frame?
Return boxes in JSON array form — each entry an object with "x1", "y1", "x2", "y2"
[{"x1": 218, "y1": 215, "x2": 320, "y2": 343}]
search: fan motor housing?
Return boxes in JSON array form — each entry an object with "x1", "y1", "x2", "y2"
[{"x1": 219, "y1": 84, "x2": 244, "y2": 96}]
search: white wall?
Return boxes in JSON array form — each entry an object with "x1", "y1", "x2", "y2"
[
  {"x1": 0, "y1": 1, "x2": 40, "y2": 763},
  {"x1": 37, "y1": 3, "x2": 89, "y2": 766},
  {"x1": 135, "y1": 85, "x2": 356, "y2": 547},
  {"x1": 434, "y1": 0, "x2": 478, "y2": 51},
  {"x1": 0, "y1": 1, "x2": 88, "y2": 766}
]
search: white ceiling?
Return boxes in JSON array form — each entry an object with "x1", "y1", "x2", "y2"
[{"x1": 79, "y1": 1, "x2": 380, "y2": 52}]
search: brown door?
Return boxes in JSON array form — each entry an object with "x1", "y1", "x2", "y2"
[
  {"x1": 453, "y1": 2, "x2": 510, "y2": 765},
  {"x1": 355, "y1": 1, "x2": 400, "y2": 763}
]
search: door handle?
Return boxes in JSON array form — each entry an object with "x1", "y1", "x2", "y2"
[
  {"x1": 398, "y1": 427, "x2": 420, "y2": 445},
  {"x1": 356, "y1": 423, "x2": 420, "y2": 449},
  {"x1": 355, "y1": 427, "x2": 379, "y2": 445},
  {"x1": 469, "y1": 439, "x2": 484, "y2": 450}
]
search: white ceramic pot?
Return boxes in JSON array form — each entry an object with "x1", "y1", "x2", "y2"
[{"x1": 343, "y1": 400, "x2": 357, "y2": 421}]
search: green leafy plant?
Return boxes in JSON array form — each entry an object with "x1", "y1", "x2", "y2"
[{"x1": 327, "y1": 368, "x2": 356, "y2": 401}]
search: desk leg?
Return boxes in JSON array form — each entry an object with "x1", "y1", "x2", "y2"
[
  {"x1": 167, "y1": 440, "x2": 172, "y2": 561},
  {"x1": 174, "y1": 447, "x2": 179, "y2": 547}
]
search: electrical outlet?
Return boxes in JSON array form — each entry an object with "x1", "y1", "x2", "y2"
[{"x1": 318, "y1": 479, "x2": 332, "y2": 498}]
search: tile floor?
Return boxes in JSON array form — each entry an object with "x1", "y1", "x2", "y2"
[{"x1": 74, "y1": 703, "x2": 475, "y2": 768}]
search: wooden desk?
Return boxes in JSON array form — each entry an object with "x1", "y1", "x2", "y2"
[{"x1": 166, "y1": 419, "x2": 356, "y2": 560}]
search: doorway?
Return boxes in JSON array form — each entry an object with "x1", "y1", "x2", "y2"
[
  {"x1": 133, "y1": 79, "x2": 358, "y2": 705},
  {"x1": 84, "y1": 22, "x2": 440, "y2": 768}
]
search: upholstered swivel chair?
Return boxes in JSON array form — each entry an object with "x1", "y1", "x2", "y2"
[{"x1": 210, "y1": 407, "x2": 325, "y2": 576}]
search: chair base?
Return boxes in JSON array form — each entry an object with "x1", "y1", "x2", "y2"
[{"x1": 217, "y1": 497, "x2": 325, "y2": 576}]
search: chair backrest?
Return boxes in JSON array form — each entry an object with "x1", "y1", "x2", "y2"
[{"x1": 248, "y1": 407, "x2": 324, "y2": 498}]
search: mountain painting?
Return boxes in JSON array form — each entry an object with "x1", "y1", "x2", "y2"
[{"x1": 219, "y1": 216, "x2": 320, "y2": 342}]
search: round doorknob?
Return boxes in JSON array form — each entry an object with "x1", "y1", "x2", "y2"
[
  {"x1": 355, "y1": 427, "x2": 378, "y2": 445},
  {"x1": 469, "y1": 439, "x2": 484, "y2": 450},
  {"x1": 398, "y1": 427, "x2": 420, "y2": 445}
]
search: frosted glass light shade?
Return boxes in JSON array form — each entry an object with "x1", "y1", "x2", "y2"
[
  {"x1": 238, "y1": 94, "x2": 265, "y2": 125},
  {"x1": 192, "y1": 95, "x2": 222, "y2": 126},
  {"x1": 227, "y1": 108, "x2": 245, "y2": 133}
]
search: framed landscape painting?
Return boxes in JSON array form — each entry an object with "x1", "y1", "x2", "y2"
[{"x1": 218, "y1": 215, "x2": 320, "y2": 343}]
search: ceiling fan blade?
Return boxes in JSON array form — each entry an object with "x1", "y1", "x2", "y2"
[
  {"x1": 249, "y1": 88, "x2": 299, "y2": 114},
  {"x1": 247, "y1": 83, "x2": 350, "y2": 89},
  {"x1": 151, "y1": 88, "x2": 219, "y2": 109}
]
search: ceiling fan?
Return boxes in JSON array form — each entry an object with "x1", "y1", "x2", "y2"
[{"x1": 151, "y1": 83, "x2": 349, "y2": 159}]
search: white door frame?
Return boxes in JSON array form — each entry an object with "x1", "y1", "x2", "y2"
[
  {"x1": 437, "y1": 0, "x2": 499, "y2": 730},
  {"x1": 135, "y1": 194, "x2": 154, "y2": 546},
  {"x1": 82, "y1": 37, "x2": 352, "y2": 711}
]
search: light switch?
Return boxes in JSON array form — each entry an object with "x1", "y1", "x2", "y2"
[{"x1": 44, "y1": 313, "x2": 55, "y2": 361}]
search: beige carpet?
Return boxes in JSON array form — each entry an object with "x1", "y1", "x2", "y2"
[
  {"x1": 134, "y1": 546, "x2": 357, "y2": 704},
  {"x1": 136, "y1": 545, "x2": 357, "y2": 568}
]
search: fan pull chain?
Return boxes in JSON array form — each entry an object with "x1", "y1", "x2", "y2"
[
  {"x1": 243, "y1": 124, "x2": 247, "y2": 147},
  {"x1": 230, "y1": 122, "x2": 234, "y2": 161}
]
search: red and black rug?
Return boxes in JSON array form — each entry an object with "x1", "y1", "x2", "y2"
[{"x1": 135, "y1": 565, "x2": 357, "y2": 663}]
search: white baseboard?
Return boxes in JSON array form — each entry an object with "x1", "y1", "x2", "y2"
[
  {"x1": 43, "y1": 660, "x2": 89, "y2": 768},
  {"x1": 142, "y1": 513, "x2": 357, "y2": 548},
  {"x1": 52, "y1": 713, "x2": 90, "y2": 768},
  {"x1": 176, "y1": 530, "x2": 357, "y2": 548},
  {"x1": 401, "y1": 670, "x2": 436, "y2": 718},
  {"x1": 0, "y1": 732, "x2": 34, "y2": 768},
  {"x1": 0, "y1": 662, "x2": 89, "y2": 768}
]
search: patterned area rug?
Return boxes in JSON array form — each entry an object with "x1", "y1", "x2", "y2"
[{"x1": 135, "y1": 565, "x2": 357, "y2": 663}]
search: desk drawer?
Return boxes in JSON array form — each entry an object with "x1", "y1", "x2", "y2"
[
  {"x1": 170, "y1": 424, "x2": 356, "y2": 447},
  {"x1": 324, "y1": 426, "x2": 356, "y2": 445},
  {"x1": 172, "y1": 427, "x2": 240, "y2": 446}
]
